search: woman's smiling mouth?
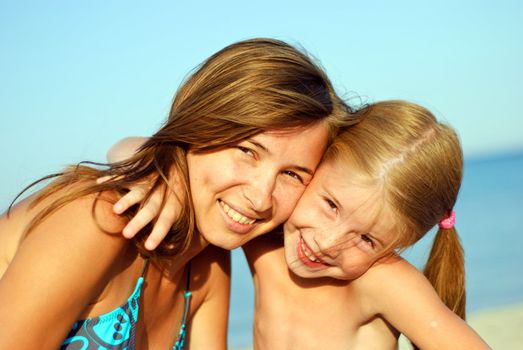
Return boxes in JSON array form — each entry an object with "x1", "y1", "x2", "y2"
[{"x1": 219, "y1": 200, "x2": 257, "y2": 225}]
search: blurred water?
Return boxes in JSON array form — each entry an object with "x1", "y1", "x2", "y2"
[{"x1": 228, "y1": 151, "x2": 523, "y2": 348}]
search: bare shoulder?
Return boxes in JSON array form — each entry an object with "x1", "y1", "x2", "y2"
[
  {"x1": 353, "y1": 255, "x2": 428, "y2": 308},
  {"x1": 358, "y1": 255, "x2": 422, "y2": 284},
  {"x1": 0, "y1": 186, "x2": 134, "y2": 348},
  {"x1": 0, "y1": 187, "x2": 128, "y2": 276},
  {"x1": 355, "y1": 254, "x2": 455, "y2": 322},
  {"x1": 242, "y1": 232, "x2": 285, "y2": 273},
  {"x1": 11, "y1": 186, "x2": 131, "y2": 271},
  {"x1": 353, "y1": 256, "x2": 491, "y2": 349},
  {"x1": 36, "y1": 188, "x2": 127, "y2": 237},
  {"x1": 0, "y1": 197, "x2": 32, "y2": 276}
]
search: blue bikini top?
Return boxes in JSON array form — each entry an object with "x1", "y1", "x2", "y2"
[{"x1": 60, "y1": 260, "x2": 192, "y2": 350}]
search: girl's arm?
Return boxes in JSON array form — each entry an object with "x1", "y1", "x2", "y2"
[
  {"x1": 106, "y1": 136, "x2": 179, "y2": 249},
  {"x1": 107, "y1": 136, "x2": 148, "y2": 163},
  {"x1": 362, "y1": 259, "x2": 491, "y2": 350},
  {"x1": 0, "y1": 192, "x2": 130, "y2": 349},
  {"x1": 187, "y1": 245, "x2": 231, "y2": 350}
]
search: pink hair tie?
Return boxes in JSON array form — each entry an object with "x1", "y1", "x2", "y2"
[{"x1": 439, "y1": 211, "x2": 456, "y2": 229}]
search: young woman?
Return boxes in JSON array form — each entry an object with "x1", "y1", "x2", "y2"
[{"x1": 0, "y1": 38, "x2": 352, "y2": 349}]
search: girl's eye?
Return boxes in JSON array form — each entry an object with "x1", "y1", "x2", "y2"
[
  {"x1": 325, "y1": 198, "x2": 338, "y2": 211},
  {"x1": 283, "y1": 170, "x2": 304, "y2": 184},
  {"x1": 361, "y1": 234, "x2": 374, "y2": 247},
  {"x1": 237, "y1": 146, "x2": 255, "y2": 158}
]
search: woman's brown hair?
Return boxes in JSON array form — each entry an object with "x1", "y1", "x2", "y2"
[
  {"x1": 15, "y1": 38, "x2": 355, "y2": 258},
  {"x1": 324, "y1": 100, "x2": 465, "y2": 348}
]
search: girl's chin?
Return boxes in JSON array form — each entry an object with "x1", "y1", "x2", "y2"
[
  {"x1": 287, "y1": 261, "x2": 347, "y2": 280},
  {"x1": 287, "y1": 262, "x2": 327, "y2": 278}
]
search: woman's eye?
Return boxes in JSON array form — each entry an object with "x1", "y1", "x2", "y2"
[
  {"x1": 237, "y1": 146, "x2": 255, "y2": 158},
  {"x1": 361, "y1": 234, "x2": 374, "y2": 247},
  {"x1": 283, "y1": 170, "x2": 304, "y2": 183}
]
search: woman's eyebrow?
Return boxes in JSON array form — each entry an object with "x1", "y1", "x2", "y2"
[
  {"x1": 247, "y1": 139, "x2": 314, "y2": 176},
  {"x1": 247, "y1": 140, "x2": 269, "y2": 153},
  {"x1": 291, "y1": 166, "x2": 315, "y2": 176}
]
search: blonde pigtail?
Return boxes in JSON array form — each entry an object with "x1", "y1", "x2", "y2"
[{"x1": 423, "y1": 225, "x2": 466, "y2": 319}]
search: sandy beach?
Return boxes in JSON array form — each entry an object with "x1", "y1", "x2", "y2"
[
  {"x1": 462, "y1": 303, "x2": 523, "y2": 349},
  {"x1": 398, "y1": 303, "x2": 523, "y2": 349}
]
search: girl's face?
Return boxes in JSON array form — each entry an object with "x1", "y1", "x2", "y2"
[
  {"x1": 187, "y1": 123, "x2": 329, "y2": 250},
  {"x1": 284, "y1": 158, "x2": 398, "y2": 280}
]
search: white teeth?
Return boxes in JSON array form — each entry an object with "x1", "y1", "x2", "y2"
[
  {"x1": 301, "y1": 239, "x2": 318, "y2": 262},
  {"x1": 220, "y1": 201, "x2": 256, "y2": 225}
]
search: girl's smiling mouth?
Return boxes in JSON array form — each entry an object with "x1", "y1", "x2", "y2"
[{"x1": 297, "y1": 234, "x2": 328, "y2": 268}]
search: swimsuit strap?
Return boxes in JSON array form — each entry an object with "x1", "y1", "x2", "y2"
[
  {"x1": 61, "y1": 258, "x2": 150, "y2": 349},
  {"x1": 185, "y1": 260, "x2": 192, "y2": 290},
  {"x1": 140, "y1": 258, "x2": 150, "y2": 277},
  {"x1": 173, "y1": 261, "x2": 192, "y2": 350}
]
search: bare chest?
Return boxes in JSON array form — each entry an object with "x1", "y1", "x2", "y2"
[
  {"x1": 134, "y1": 266, "x2": 193, "y2": 349},
  {"x1": 253, "y1": 282, "x2": 398, "y2": 350}
]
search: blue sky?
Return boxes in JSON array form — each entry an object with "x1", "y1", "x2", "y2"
[{"x1": 1, "y1": 0, "x2": 522, "y2": 204}]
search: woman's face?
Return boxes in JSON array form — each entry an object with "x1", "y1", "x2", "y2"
[
  {"x1": 284, "y1": 159, "x2": 398, "y2": 280},
  {"x1": 187, "y1": 123, "x2": 329, "y2": 250}
]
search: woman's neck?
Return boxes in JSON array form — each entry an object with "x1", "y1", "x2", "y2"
[{"x1": 153, "y1": 230, "x2": 208, "y2": 278}]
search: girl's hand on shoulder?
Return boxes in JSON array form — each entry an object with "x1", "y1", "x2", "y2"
[
  {"x1": 98, "y1": 173, "x2": 184, "y2": 251},
  {"x1": 102, "y1": 136, "x2": 184, "y2": 250}
]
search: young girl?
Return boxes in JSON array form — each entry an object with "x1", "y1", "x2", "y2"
[
  {"x1": 117, "y1": 101, "x2": 491, "y2": 349},
  {"x1": 244, "y1": 100, "x2": 490, "y2": 349},
  {"x1": 0, "y1": 38, "x2": 351, "y2": 349}
]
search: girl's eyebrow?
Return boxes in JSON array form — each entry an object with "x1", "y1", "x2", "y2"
[
  {"x1": 366, "y1": 232, "x2": 385, "y2": 248},
  {"x1": 247, "y1": 139, "x2": 315, "y2": 176},
  {"x1": 324, "y1": 187, "x2": 342, "y2": 209}
]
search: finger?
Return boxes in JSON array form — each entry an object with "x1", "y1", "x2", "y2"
[
  {"x1": 122, "y1": 204, "x2": 158, "y2": 238},
  {"x1": 145, "y1": 199, "x2": 181, "y2": 250},
  {"x1": 121, "y1": 188, "x2": 163, "y2": 238},
  {"x1": 145, "y1": 219, "x2": 171, "y2": 250},
  {"x1": 113, "y1": 188, "x2": 147, "y2": 214}
]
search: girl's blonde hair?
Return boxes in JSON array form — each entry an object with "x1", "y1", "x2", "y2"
[
  {"x1": 18, "y1": 38, "x2": 355, "y2": 258},
  {"x1": 325, "y1": 100, "x2": 465, "y2": 329}
]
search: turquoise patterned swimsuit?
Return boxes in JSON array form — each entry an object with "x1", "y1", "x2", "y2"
[{"x1": 60, "y1": 260, "x2": 192, "y2": 350}]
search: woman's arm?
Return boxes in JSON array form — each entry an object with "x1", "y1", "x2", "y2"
[
  {"x1": 0, "y1": 192, "x2": 130, "y2": 349},
  {"x1": 187, "y1": 245, "x2": 231, "y2": 350},
  {"x1": 362, "y1": 259, "x2": 491, "y2": 350}
]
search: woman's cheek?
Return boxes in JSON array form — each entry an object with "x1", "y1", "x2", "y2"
[{"x1": 274, "y1": 184, "x2": 303, "y2": 222}]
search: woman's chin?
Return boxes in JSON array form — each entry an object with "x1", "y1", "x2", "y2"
[{"x1": 201, "y1": 233, "x2": 241, "y2": 251}]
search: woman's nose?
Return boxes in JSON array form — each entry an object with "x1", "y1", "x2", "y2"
[{"x1": 243, "y1": 172, "x2": 276, "y2": 214}]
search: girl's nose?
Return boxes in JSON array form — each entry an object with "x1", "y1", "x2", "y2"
[{"x1": 314, "y1": 226, "x2": 352, "y2": 259}]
